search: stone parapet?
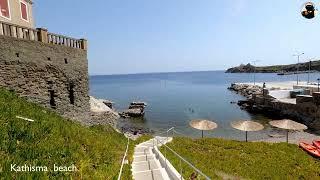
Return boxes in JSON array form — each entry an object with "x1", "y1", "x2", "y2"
[{"x1": 0, "y1": 20, "x2": 87, "y2": 50}]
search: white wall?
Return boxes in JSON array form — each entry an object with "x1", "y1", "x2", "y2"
[{"x1": 269, "y1": 90, "x2": 291, "y2": 99}]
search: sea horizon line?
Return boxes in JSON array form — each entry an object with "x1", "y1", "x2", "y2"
[{"x1": 89, "y1": 69, "x2": 226, "y2": 76}]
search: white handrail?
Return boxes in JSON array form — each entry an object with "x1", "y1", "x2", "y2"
[
  {"x1": 154, "y1": 127, "x2": 175, "y2": 136},
  {"x1": 117, "y1": 137, "x2": 129, "y2": 180},
  {"x1": 154, "y1": 128, "x2": 211, "y2": 180},
  {"x1": 173, "y1": 129, "x2": 189, "y2": 137}
]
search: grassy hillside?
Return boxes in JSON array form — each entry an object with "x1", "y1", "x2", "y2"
[
  {"x1": 161, "y1": 137, "x2": 320, "y2": 179},
  {"x1": 226, "y1": 60, "x2": 320, "y2": 73},
  {"x1": 0, "y1": 88, "x2": 133, "y2": 179}
]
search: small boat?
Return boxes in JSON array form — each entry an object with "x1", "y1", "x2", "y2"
[
  {"x1": 299, "y1": 142, "x2": 320, "y2": 158},
  {"x1": 313, "y1": 140, "x2": 320, "y2": 149}
]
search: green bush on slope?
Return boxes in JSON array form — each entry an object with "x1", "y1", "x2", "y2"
[{"x1": 0, "y1": 89, "x2": 129, "y2": 179}]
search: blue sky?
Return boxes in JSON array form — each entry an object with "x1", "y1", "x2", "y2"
[{"x1": 34, "y1": 0, "x2": 320, "y2": 75}]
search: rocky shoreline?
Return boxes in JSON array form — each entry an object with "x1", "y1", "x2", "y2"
[
  {"x1": 228, "y1": 83, "x2": 293, "y2": 116},
  {"x1": 228, "y1": 83, "x2": 263, "y2": 98},
  {"x1": 119, "y1": 123, "x2": 153, "y2": 140},
  {"x1": 228, "y1": 83, "x2": 320, "y2": 135},
  {"x1": 119, "y1": 102, "x2": 147, "y2": 118},
  {"x1": 228, "y1": 83, "x2": 267, "y2": 112},
  {"x1": 228, "y1": 83, "x2": 320, "y2": 144},
  {"x1": 90, "y1": 96, "x2": 151, "y2": 139},
  {"x1": 89, "y1": 96, "x2": 120, "y2": 127}
]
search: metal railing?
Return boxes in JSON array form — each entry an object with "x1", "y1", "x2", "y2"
[
  {"x1": 153, "y1": 127, "x2": 211, "y2": 180},
  {"x1": 117, "y1": 137, "x2": 130, "y2": 180}
]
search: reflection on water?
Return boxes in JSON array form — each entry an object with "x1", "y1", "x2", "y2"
[{"x1": 90, "y1": 71, "x2": 320, "y2": 140}]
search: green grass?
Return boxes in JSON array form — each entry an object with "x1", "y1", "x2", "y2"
[
  {"x1": 0, "y1": 88, "x2": 138, "y2": 179},
  {"x1": 160, "y1": 137, "x2": 320, "y2": 179}
]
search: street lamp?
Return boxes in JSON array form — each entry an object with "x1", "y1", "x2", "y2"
[
  {"x1": 252, "y1": 60, "x2": 260, "y2": 85},
  {"x1": 293, "y1": 53, "x2": 304, "y2": 85}
]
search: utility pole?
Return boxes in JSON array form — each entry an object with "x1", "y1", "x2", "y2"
[{"x1": 293, "y1": 53, "x2": 304, "y2": 85}]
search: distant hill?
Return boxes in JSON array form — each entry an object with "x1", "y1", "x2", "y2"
[{"x1": 225, "y1": 60, "x2": 320, "y2": 73}]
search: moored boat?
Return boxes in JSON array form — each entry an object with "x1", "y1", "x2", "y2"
[
  {"x1": 299, "y1": 142, "x2": 320, "y2": 158},
  {"x1": 312, "y1": 140, "x2": 320, "y2": 149}
]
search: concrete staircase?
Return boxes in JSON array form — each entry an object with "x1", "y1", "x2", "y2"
[{"x1": 132, "y1": 136, "x2": 172, "y2": 180}]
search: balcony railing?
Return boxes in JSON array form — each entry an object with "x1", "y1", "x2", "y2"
[{"x1": 0, "y1": 20, "x2": 87, "y2": 50}]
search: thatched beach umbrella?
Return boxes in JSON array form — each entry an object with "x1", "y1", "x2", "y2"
[
  {"x1": 269, "y1": 119, "x2": 308, "y2": 143},
  {"x1": 231, "y1": 120, "x2": 264, "y2": 142},
  {"x1": 189, "y1": 119, "x2": 217, "y2": 138}
]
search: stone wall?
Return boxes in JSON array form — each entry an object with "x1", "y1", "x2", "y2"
[
  {"x1": 265, "y1": 98, "x2": 320, "y2": 132},
  {"x1": 0, "y1": 35, "x2": 90, "y2": 124},
  {"x1": 255, "y1": 93, "x2": 320, "y2": 133}
]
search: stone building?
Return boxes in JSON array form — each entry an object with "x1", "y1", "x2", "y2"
[{"x1": 0, "y1": 1, "x2": 91, "y2": 124}]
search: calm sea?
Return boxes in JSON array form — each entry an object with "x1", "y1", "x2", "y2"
[{"x1": 90, "y1": 71, "x2": 320, "y2": 140}]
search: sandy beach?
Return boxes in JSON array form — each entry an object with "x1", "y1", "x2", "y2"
[{"x1": 256, "y1": 131, "x2": 320, "y2": 144}]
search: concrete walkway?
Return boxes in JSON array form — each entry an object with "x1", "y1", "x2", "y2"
[
  {"x1": 132, "y1": 136, "x2": 172, "y2": 180},
  {"x1": 240, "y1": 81, "x2": 298, "y2": 90}
]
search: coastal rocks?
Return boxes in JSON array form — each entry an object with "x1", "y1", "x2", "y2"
[
  {"x1": 89, "y1": 96, "x2": 120, "y2": 127},
  {"x1": 120, "y1": 124, "x2": 153, "y2": 140},
  {"x1": 228, "y1": 83, "x2": 263, "y2": 98},
  {"x1": 237, "y1": 100, "x2": 252, "y2": 110},
  {"x1": 102, "y1": 100, "x2": 113, "y2": 109},
  {"x1": 225, "y1": 63, "x2": 256, "y2": 73},
  {"x1": 90, "y1": 96, "x2": 117, "y2": 113},
  {"x1": 89, "y1": 97, "x2": 150, "y2": 136},
  {"x1": 90, "y1": 111, "x2": 120, "y2": 127},
  {"x1": 229, "y1": 83, "x2": 320, "y2": 133},
  {"x1": 229, "y1": 83, "x2": 281, "y2": 114},
  {"x1": 117, "y1": 102, "x2": 150, "y2": 139},
  {"x1": 230, "y1": 83, "x2": 284, "y2": 114},
  {"x1": 119, "y1": 102, "x2": 147, "y2": 118},
  {"x1": 120, "y1": 109, "x2": 144, "y2": 117},
  {"x1": 237, "y1": 100, "x2": 250, "y2": 106}
]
